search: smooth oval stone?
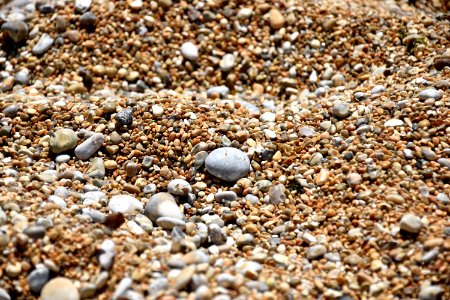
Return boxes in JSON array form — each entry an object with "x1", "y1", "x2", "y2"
[
  {"x1": 41, "y1": 277, "x2": 80, "y2": 300},
  {"x1": 215, "y1": 191, "x2": 238, "y2": 202},
  {"x1": 419, "y1": 285, "x2": 444, "y2": 300},
  {"x1": 299, "y1": 126, "x2": 316, "y2": 137},
  {"x1": 144, "y1": 192, "x2": 184, "y2": 223},
  {"x1": 32, "y1": 34, "x2": 54, "y2": 55},
  {"x1": 332, "y1": 101, "x2": 350, "y2": 118},
  {"x1": 220, "y1": 54, "x2": 235, "y2": 72},
  {"x1": 205, "y1": 147, "x2": 250, "y2": 181},
  {"x1": 418, "y1": 88, "x2": 442, "y2": 101},
  {"x1": 50, "y1": 128, "x2": 78, "y2": 154},
  {"x1": 75, "y1": 133, "x2": 104, "y2": 160},
  {"x1": 181, "y1": 42, "x2": 198, "y2": 61},
  {"x1": 167, "y1": 179, "x2": 192, "y2": 196},
  {"x1": 384, "y1": 119, "x2": 404, "y2": 127},
  {"x1": 1, "y1": 20, "x2": 28, "y2": 43},
  {"x1": 79, "y1": 12, "x2": 97, "y2": 28},
  {"x1": 306, "y1": 244, "x2": 327, "y2": 259},
  {"x1": 27, "y1": 266, "x2": 50, "y2": 293},
  {"x1": 437, "y1": 158, "x2": 450, "y2": 169},
  {"x1": 108, "y1": 195, "x2": 143, "y2": 214}
]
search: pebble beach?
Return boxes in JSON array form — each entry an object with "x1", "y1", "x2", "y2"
[{"x1": 0, "y1": 0, "x2": 449, "y2": 299}]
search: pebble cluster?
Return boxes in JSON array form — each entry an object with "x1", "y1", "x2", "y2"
[{"x1": 0, "y1": 0, "x2": 449, "y2": 299}]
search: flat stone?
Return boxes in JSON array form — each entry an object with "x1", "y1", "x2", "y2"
[
  {"x1": 215, "y1": 191, "x2": 238, "y2": 202},
  {"x1": 205, "y1": 147, "x2": 250, "y2": 181},
  {"x1": 50, "y1": 129, "x2": 78, "y2": 154},
  {"x1": 32, "y1": 34, "x2": 54, "y2": 55},
  {"x1": 41, "y1": 277, "x2": 79, "y2": 300},
  {"x1": 75, "y1": 133, "x2": 104, "y2": 160},
  {"x1": 384, "y1": 119, "x2": 404, "y2": 127},
  {"x1": 299, "y1": 126, "x2": 316, "y2": 137},
  {"x1": 418, "y1": 88, "x2": 442, "y2": 101},
  {"x1": 399, "y1": 213, "x2": 422, "y2": 234},
  {"x1": 156, "y1": 217, "x2": 186, "y2": 230},
  {"x1": 108, "y1": 195, "x2": 143, "y2": 214}
]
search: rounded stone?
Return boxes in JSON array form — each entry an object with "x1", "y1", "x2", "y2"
[
  {"x1": 1, "y1": 20, "x2": 28, "y2": 43},
  {"x1": 108, "y1": 195, "x2": 143, "y2": 214},
  {"x1": 332, "y1": 101, "x2": 350, "y2": 118},
  {"x1": 306, "y1": 244, "x2": 327, "y2": 259},
  {"x1": 220, "y1": 54, "x2": 235, "y2": 72},
  {"x1": 346, "y1": 173, "x2": 362, "y2": 187},
  {"x1": 181, "y1": 42, "x2": 198, "y2": 61},
  {"x1": 79, "y1": 12, "x2": 97, "y2": 28},
  {"x1": 32, "y1": 34, "x2": 54, "y2": 55},
  {"x1": 41, "y1": 277, "x2": 80, "y2": 300},
  {"x1": 27, "y1": 267, "x2": 50, "y2": 293},
  {"x1": 399, "y1": 213, "x2": 422, "y2": 234},
  {"x1": 418, "y1": 88, "x2": 442, "y2": 101},
  {"x1": 167, "y1": 179, "x2": 192, "y2": 196},
  {"x1": 144, "y1": 192, "x2": 184, "y2": 223},
  {"x1": 50, "y1": 129, "x2": 78, "y2": 154},
  {"x1": 74, "y1": 133, "x2": 104, "y2": 160},
  {"x1": 205, "y1": 147, "x2": 250, "y2": 181},
  {"x1": 269, "y1": 8, "x2": 285, "y2": 29}
]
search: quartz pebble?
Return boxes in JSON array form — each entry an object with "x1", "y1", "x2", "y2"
[
  {"x1": 205, "y1": 147, "x2": 250, "y2": 181},
  {"x1": 181, "y1": 42, "x2": 199, "y2": 61},
  {"x1": 108, "y1": 195, "x2": 143, "y2": 214},
  {"x1": 144, "y1": 193, "x2": 184, "y2": 226},
  {"x1": 32, "y1": 34, "x2": 54, "y2": 55},
  {"x1": 75, "y1": 133, "x2": 104, "y2": 160}
]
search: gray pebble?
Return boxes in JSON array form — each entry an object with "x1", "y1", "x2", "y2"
[
  {"x1": 23, "y1": 225, "x2": 46, "y2": 239},
  {"x1": 80, "y1": 12, "x2": 97, "y2": 28},
  {"x1": 436, "y1": 193, "x2": 449, "y2": 205},
  {"x1": 206, "y1": 85, "x2": 229, "y2": 98},
  {"x1": 156, "y1": 217, "x2": 186, "y2": 230},
  {"x1": 421, "y1": 249, "x2": 439, "y2": 263},
  {"x1": 148, "y1": 278, "x2": 168, "y2": 296},
  {"x1": 437, "y1": 158, "x2": 450, "y2": 169},
  {"x1": 115, "y1": 109, "x2": 133, "y2": 126},
  {"x1": 32, "y1": 34, "x2": 54, "y2": 55},
  {"x1": 268, "y1": 184, "x2": 286, "y2": 205},
  {"x1": 111, "y1": 277, "x2": 132, "y2": 300},
  {"x1": 371, "y1": 85, "x2": 386, "y2": 94},
  {"x1": 418, "y1": 88, "x2": 442, "y2": 101},
  {"x1": 299, "y1": 126, "x2": 316, "y2": 137},
  {"x1": 1, "y1": 20, "x2": 28, "y2": 43},
  {"x1": 14, "y1": 68, "x2": 30, "y2": 85},
  {"x1": 0, "y1": 288, "x2": 10, "y2": 300},
  {"x1": 27, "y1": 266, "x2": 50, "y2": 293},
  {"x1": 3, "y1": 104, "x2": 20, "y2": 117},
  {"x1": 215, "y1": 191, "x2": 238, "y2": 202},
  {"x1": 205, "y1": 147, "x2": 250, "y2": 181},
  {"x1": 75, "y1": 133, "x2": 104, "y2": 160},
  {"x1": 332, "y1": 101, "x2": 350, "y2": 118}
]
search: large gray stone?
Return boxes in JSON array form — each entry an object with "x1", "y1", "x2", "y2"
[{"x1": 205, "y1": 147, "x2": 250, "y2": 181}]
